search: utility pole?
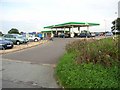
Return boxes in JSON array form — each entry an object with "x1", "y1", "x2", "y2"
[
  {"x1": 118, "y1": 1, "x2": 120, "y2": 18},
  {"x1": 115, "y1": 12, "x2": 117, "y2": 37},
  {"x1": 104, "y1": 19, "x2": 106, "y2": 38}
]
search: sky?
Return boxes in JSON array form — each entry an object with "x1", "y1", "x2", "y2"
[{"x1": 0, "y1": 0, "x2": 119, "y2": 34}]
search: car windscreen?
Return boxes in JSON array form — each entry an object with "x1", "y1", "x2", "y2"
[{"x1": 16, "y1": 35, "x2": 24, "y2": 38}]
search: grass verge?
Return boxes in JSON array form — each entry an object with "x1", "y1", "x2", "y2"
[{"x1": 55, "y1": 37, "x2": 119, "y2": 88}]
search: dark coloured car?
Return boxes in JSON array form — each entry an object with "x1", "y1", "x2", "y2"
[
  {"x1": 59, "y1": 33, "x2": 70, "y2": 38},
  {"x1": 0, "y1": 38, "x2": 14, "y2": 50},
  {"x1": 54, "y1": 34, "x2": 58, "y2": 37},
  {"x1": 79, "y1": 33, "x2": 92, "y2": 38},
  {"x1": 105, "y1": 32, "x2": 113, "y2": 36},
  {"x1": 95, "y1": 32, "x2": 100, "y2": 36}
]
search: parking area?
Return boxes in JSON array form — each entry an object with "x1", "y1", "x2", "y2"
[
  {"x1": 0, "y1": 40, "x2": 48, "y2": 54},
  {"x1": 1, "y1": 36, "x2": 107, "y2": 53},
  {"x1": 0, "y1": 36, "x2": 111, "y2": 55}
]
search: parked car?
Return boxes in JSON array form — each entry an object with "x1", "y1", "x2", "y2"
[
  {"x1": 28, "y1": 35, "x2": 40, "y2": 42},
  {"x1": 0, "y1": 37, "x2": 14, "y2": 50},
  {"x1": 90, "y1": 33, "x2": 96, "y2": 37},
  {"x1": 79, "y1": 33, "x2": 92, "y2": 38},
  {"x1": 54, "y1": 34, "x2": 58, "y2": 37},
  {"x1": 59, "y1": 33, "x2": 70, "y2": 38},
  {"x1": 2, "y1": 34, "x2": 28, "y2": 45},
  {"x1": 95, "y1": 32, "x2": 100, "y2": 36},
  {"x1": 18, "y1": 35, "x2": 29, "y2": 43},
  {"x1": 105, "y1": 32, "x2": 113, "y2": 36}
]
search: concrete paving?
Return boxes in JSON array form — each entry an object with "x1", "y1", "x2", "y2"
[
  {"x1": 3, "y1": 80, "x2": 41, "y2": 88},
  {"x1": 2, "y1": 59, "x2": 59, "y2": 88}
]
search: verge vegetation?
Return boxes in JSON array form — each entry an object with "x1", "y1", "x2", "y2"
[{"x1": 56, "y1": 37, "x2": 119, "y2": 88}]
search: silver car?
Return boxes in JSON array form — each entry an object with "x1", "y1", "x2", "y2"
[{"x1": 3, "y1": 34, "x2": 28, "y2": 45}]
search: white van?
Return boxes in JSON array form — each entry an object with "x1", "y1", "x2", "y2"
[{"x1": 28, "y1": 35, "x2": 40, "y2": 42}]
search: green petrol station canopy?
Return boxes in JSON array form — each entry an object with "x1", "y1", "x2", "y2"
[
  {"x1": 44, "y1": 22, "x2": 100, "y2": 29},
  {"x1": 41, "y1": 30, "x2": 69, "y2": 33}
]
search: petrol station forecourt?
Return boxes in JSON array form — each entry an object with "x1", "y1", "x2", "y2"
[{"x1": 43, "y1": 22, "x2": 100, "y2": 37}]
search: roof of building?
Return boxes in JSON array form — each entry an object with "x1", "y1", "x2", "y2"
[
  {"x1": 41, "y1": 29, "x2": 69, "y2": 33},
  {"x1": 44, "y1": 22, "x2": 100, "y2": 28}
]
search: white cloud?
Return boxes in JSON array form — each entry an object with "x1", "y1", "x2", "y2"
[{"x1": 0, "y1": 0, "x2": 119, "y2": 33}]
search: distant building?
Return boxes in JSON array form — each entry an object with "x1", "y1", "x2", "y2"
[{"x1": 118, "y1": 1, "x2": 120, "y2": 18}]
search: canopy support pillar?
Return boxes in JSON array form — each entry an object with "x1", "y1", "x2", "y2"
[
  {"x1": 87, "y1": 26, "x2": 89, "y2": 31},
  {"x1": 70, "y1": 26, "x2": 74, "y2": 38},
  {"x1": 78, "y1": 27, "x2": 80, "y2": 35},
  {"x1": 56, "y1": 28, "x2": 57, "y2": 34},
  {"x1": 69, "y1": 28, "x2": 71, "y2": 32},
  {"x1": 64, "y1": 27, "x2": 65, "y2": 33}
]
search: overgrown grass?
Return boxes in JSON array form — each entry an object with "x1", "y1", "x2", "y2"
[{"x1": 56, "y1": 38, "x2": 119, "y2": 88}]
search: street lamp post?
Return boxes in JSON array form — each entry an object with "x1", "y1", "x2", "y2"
[
  {"x1": 104, "y1": 19, "x2": 106, "y2": 38},
  {"x1": 115, "y1": 19, "x2": 117, "y2": 37},
  {"x1": 115, "y1": 12, "x2": 117, "y2": 37}
]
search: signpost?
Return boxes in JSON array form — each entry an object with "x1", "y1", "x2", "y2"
[{"x1": 104, "y1": 19, "x2": 106, "y2": 38}]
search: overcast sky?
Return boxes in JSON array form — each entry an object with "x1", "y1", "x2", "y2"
[{"x1": 0, "y1": 0, "x2": 119, "y2": 33}]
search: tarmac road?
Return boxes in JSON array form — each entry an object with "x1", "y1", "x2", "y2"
[
  {"x1": 1, "y1": 38, "x2": 77, "y2": 88},
  {"x1": 2, "y1": 38, "x2": 76, "y2": 64}
]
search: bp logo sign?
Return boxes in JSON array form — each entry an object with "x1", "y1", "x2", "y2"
[{"x1": 85, "y1": 23, "x2": 89, "y2": 25}]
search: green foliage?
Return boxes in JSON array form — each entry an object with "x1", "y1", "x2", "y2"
[
  {"x1": 8, "y1": 28, "x2": 19, "y2": 34},
  {"x1": 56, "y1": 38, "x2": 119, "y2": 88},
  {"x1": 0, "y1": 31, "x2": 3, "y2": 36},
  {"x1": 66, "y1": 38, "x2": 118, "y2": 67},
  {"x1": 111, "y1": 18, "x2": 120, "y2": 31}
]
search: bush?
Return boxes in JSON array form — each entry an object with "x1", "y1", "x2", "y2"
[
  {"x1": 66, "y1": 38, "x2": 118, "y2": 67},
  {"x1": 56, "y1": 38, "x2": 119, "y2": 88}
]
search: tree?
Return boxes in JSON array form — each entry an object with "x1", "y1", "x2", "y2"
[
  {"x1": 0, "y1": 31, "x2": 3, "y2": 36},
  {"x1": 111, "y1": 18, "x2": 120, "y2": 32},
  {"x1": 8, "y1": 28, "x2": 19, "y2": 34}
]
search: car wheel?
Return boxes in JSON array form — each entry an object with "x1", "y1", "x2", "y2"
[
  {"x1": 34, "y1": 38, "x2": 38, "y2": 42},
  {"x1": 1, "y1": 46, "x2": 6, "y2": 50},
  {"x1": 16, "y1": 41, "x2": 20, "y2": 45}
]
